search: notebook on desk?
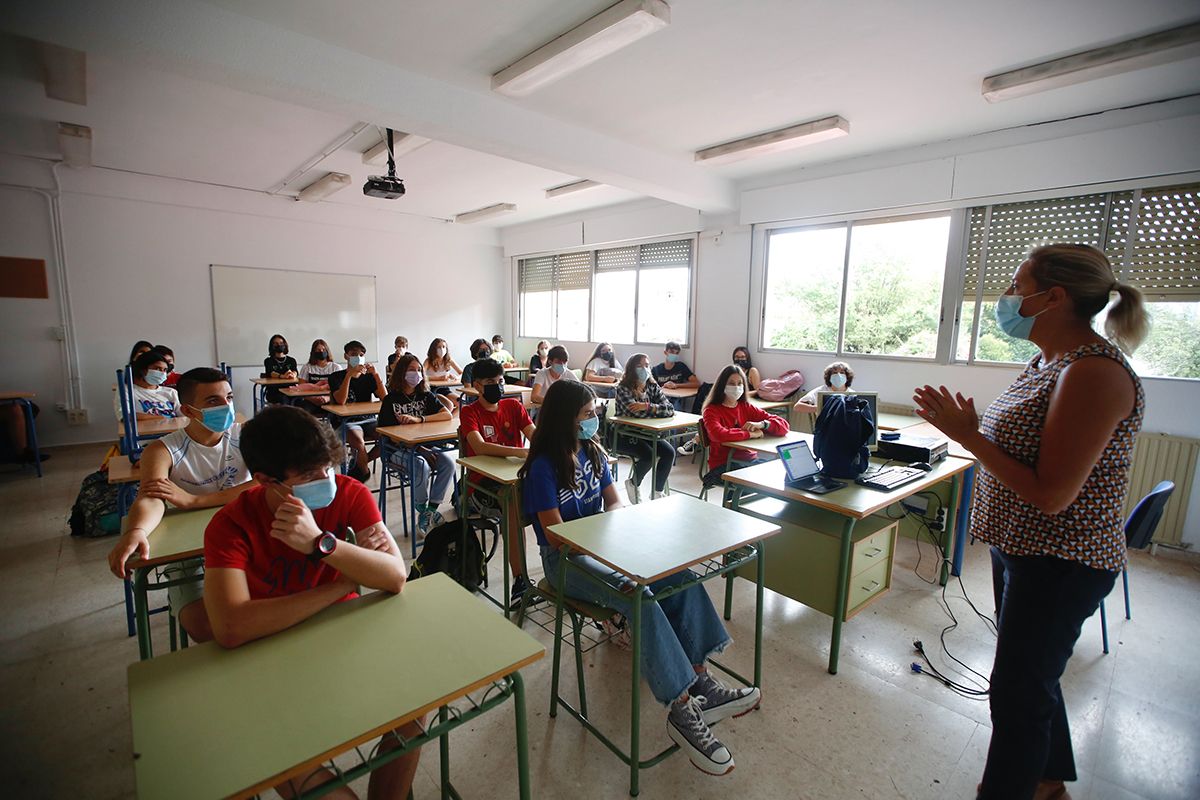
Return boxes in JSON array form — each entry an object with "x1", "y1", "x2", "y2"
[{"x1": 776, "y1": 439, "x2": 846, "y2": 494}]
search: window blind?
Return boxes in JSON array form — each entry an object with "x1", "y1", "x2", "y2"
[
  {"x1": 1116, "y1": 184, "x2": 1200, "y2": 301},
  {"x1": 595, "y1": 245, "x2": 638, "y2": 272},
  {"x1": 639, "y1": 239, "x2": 692, "y2": 269},
  {"x1": 555, "y1": 250, "x2": 593, "y2": 291},
  {"x1": 518, "y1": 255, "x2": 554, "y2": 293}
]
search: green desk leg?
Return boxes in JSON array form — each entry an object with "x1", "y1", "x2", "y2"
[
  {"x1": 512, "y1": 672, "x2": 531, "y2": 800},
  {"x1": 828, "y1": 517, "x2": 857, "y2": 675},
  {"x1": 939, "y1": 473, "x2": 961, "y2": 587},
  {"x1": 723, "y1": 485, "x2": 744, "y2": 621},
  {"x1": 629, "y1": 581, "x2": 643, "y2": 797},
  {"x1": 499, "y1": 484, "x2": 513, "y2": 621},
  {"x1": 754, "y1": 540, "x2": 765, "y2": 687},
  {"x1": 438, "y1": 705, "x2": 450, "y2": 800},
  {"x1": 134, "y1": 566, "x2": 152, "y2": 660}
]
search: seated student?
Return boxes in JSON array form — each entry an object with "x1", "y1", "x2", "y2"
[
  {"x1": 529, "y1": 340, "x2": 550, "y2": 374},
  {"x1": 202, "y1": 405, "x2": 421, "y2": 797},
  {"x1": 385, "y1": 335, "x2": 409, "y2": 380},
  {"x1": 423, "y1": 338, "x2": 463, "y2": 394},
  {"x1": 459, "y1": 358, "x2": 536, "y2": 607},
  {"x1": 615, "y1": 353, "x2": 676, "y2": 504},
  {"x1": 521, "y1": 379, "x2": 759, "y2": 777},
  {"x1": 328, "y1": 340, "x2": 387, "y2": 483},
  {"x1": 490, "y1": 334, "x2": 517, "y2": 367},
  {"x1": 652, "y1": 340, "x2": 701, "y2": 411},
  {"x1": 584, "y1": 342, "x2": 622, "y2": 384},
  {"x1": 262, "y1": 334, "x2": 299, "y2": 405},
  {"x1": 702, "y1": 364, "x2": 790, "y2": 485},
  {"x1": 154, "y1": 345, "x2": 181, "y2": 387},
  {"x1": 529, "y1": 345, "x2": 578, "y2": 406},
  {"x1": 297, "y1": 338, "x2": 342, "y2": 411},
  {"x1": 793, "y1": 360, "x2": 855, "y2": 415},
  {"x1": 731, "y1": 347, "x2": 761, "y2": 396},
  {"x1": 115, "y1": 349, "x2": 182, "y2": 421},
  {"x1": 106, "y1": 367, "x2": 254, "y2": 642},
  {"x1": 459, "y1": 339, "x2": 495, "y2": 405},
  {"x1": 378, "y1": 354, "x2": 455, "y2": 534},
  {"x1": 128, "y1": 340, "x2": 154, "y2": 366}
]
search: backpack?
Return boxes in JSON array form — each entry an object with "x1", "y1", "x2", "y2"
[
  {"x1": 690, "y1": 383, "x2": 713, "y2": 415},
  {"x1": 407, "y1": 521, "x2": 493, "y2": 592},
  {"x1": 757, "y1": 370, "x2": 805, "y2": 401},
  {"x1": 813, "y1": 394, "x2": 874, "y2": 478},
  {"x1": 68, "y1": 470, "x2": 123, "y2": 538}
]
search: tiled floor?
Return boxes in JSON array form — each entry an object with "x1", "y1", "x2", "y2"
[{"x1": 2, "y1": 444, "x2": 1198, "y2": 799}]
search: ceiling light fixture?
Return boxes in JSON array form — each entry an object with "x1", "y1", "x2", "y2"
[
  {"x1": 545, "y1": 179, "x2": 602, "y2": 199},
  {"x1": 455, "y1": 203, "x2": 517, "y2": 224},
  {"x1": 296, "y1": 171, "x2": 350, "y2": 202},
  {"x1": 982, "y1": 21, "x2": 1200, "y2": 103},
  {"x1": 694, "y1": 115, "x2": 850, "y2": 165},
  {"x1": 492, "y1": 0, "x2": 670, "y2": 97},
  {"x1": 362, "y1": 132, "x2": 430, "y2": 165}
]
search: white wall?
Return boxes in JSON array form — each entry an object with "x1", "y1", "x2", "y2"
[{"x1": 0, "y1": 156, "x2": 503, "y2": 447}]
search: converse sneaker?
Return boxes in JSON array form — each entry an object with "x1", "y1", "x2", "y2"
[
  {"x1": 508, "y1": 574, "x2": 531, "y2": 612},
  {"x1": 691, "y1": 672, "x2": 761, "y2": 725},
  {"x1": 624, "y1": 477, "x2": 641, "y2": 505},
  {"x1": 677, "y1": 438, "x2": 697, "y2": 456},
  {"x1": 667, "y1": 696, "x2": 734, "y2": 776}
]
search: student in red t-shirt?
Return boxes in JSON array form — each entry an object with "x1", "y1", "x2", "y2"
[
  {"x1": 203, "y1": 405, "x2": 421, "y2": 799},
  {"x1": 701, "y1": 364, "x2": 790, "y2": 488},
  {"x1": 458, "y1": 357, "x2": 536, "y2": 608}
]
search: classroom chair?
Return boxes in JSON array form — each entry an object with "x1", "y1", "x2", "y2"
[
  {"x1": 695, "y1": 425, "x2": 753, "y2": 504},
  {"x1": 1099, "y1": 479, "x2": 1175, "y2": 654}
]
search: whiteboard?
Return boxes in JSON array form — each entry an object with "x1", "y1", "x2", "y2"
[{"x1": 210, "y1": 265, "x2": 377, "y2": 367}]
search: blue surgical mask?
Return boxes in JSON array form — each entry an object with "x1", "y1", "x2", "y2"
[
  {"x1": 829, "y1": 372, "x2": 847, "y2": 390},
  {"x1": 665, "y1": 353, "x2": 678, "y2": 364},
  {"x1": 995, "y1": 291, "x2": 1049, "y2": 340},
  {"x1": 550, "y1": 363, "x2": 565, "y2": 376},
  {"x1": 290, "y1": 468, "x2": 337, "y2": 510},
  {"x1": 192, "y1": 402, "x2": 235, "y2": 433},
  {"x1": 635, "y1": 366, "x2": 651, "y2": 383},
  {"x1": 578, "y1": 416, "x2": 600, "y2": 440},
  {"x1": 144, "y1": 369, "x2": 167, "y2": 386},
  {"x1": 347, "y1": 355, "x2": 364, "y2": 367}
]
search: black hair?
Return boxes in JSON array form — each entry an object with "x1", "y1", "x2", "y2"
[
  {"x1": 703, "y1": 364, "x2": 749, "y2": 411},
  {"x1": 343, "y1": 340, "x2": 366, "y2": 355},
  {"x1": 128, "y1": 340, "x2": 153, "y2": 365},
  {"x1": 308, "y1": 339, "x2": 331, "y2": 366},
  {"x1": 153, "y1": 345, "x2": 174, "y2": 359},
  {"x1": 731, "y1": 346, "x2": 753, "y2": 370},
  {"x1": 664, "y1": 341, "x2": 681, "y2": 352},
  {"x1": 470, "y1": 338, "x2": 492, "y2": 359},
  {"x1": 388, "y1": 353, "x2": 426, "y2": 394},
  {"x1": 133, "y1": 349, "x2": 170, "y2": 379},
  {"x1": 394, "y1": 335, "x2": 408, "y2": 348},
  {"x1": 240, "y1": 406, "x2": 343, "y2": 481},
  {"x1": 589, "y1": 342, "x2": 615, "y2": 365},
  {"x1": 547, "y1": 345, "x2": 569, "y2": 363},
  {"x1": 492, "y1": 334, "x2": 504, "y2": 344},
  {"x1": 268, "y1": 334, "x2": 289, "y2": 356},
  {"x1": 619, "y1": 353, "x2": 653, "y2": 391},
  {"x1": 472, "y1": 357, "x2": 503, "y2": 383},
  {"x1": 823, "y1": 361, "x2": 854, "y2": 388},
  {"x1": 518, "y1": 379, "x2": 606, "y2": 489},
  {"x1": 176, "y1": 367, "x2": 229, "y2": 406}
]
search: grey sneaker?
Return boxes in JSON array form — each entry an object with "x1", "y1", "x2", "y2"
[
  {"x1": 624, "y1": 478, "x2": 641, "y2": 505},
  {"x1": 691, "y1": 672, "x2": 761, "y2": 725},
  {"x1": 667, "y1": 696, "x2": 734, "y2": 776},
  {"x1": 417, "y1": 506, "x2": 444, "y2": 535}
]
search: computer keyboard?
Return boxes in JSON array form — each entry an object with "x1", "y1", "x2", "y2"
[{"x1": 855, "y1": 466, "x2": 925, "y2": 491}]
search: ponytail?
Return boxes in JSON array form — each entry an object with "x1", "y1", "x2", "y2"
[{"x1": 1105, "y1": 282, "x2": 1149, "y2": 356}]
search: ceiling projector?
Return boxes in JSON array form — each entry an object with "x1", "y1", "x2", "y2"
[{"x1": 363, "y1": 127, "x2": 406, "y2": 199}]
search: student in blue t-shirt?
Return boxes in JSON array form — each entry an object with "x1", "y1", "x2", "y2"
[{"x1": 519, "y1": 379, "x2": 760, "y2": 778}]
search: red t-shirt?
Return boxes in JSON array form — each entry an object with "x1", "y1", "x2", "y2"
[
  {"x1": 702, "y1": 402, "x2": 790, "y2": 471},
  {"x1": 204, "y1": 474, "x2": 380, "y2": 600},
  {"x1": 459, "y1": 398, "x2": 532, "y2": 456}
]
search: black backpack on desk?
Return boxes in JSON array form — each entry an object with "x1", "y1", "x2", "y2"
[{"x1": 813, "y1": 394, "x2": 874, "y2": 479}]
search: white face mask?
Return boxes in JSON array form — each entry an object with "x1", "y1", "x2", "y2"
[
  {"x1": 724, "y1": 384, "x2": 744, "y2": 401},
  {"x1": 436, "y1": 347, "x2": 446, "y2": 358},
  {"x1": 829, "y1": 372, "x2": 847, "y2": 390}
]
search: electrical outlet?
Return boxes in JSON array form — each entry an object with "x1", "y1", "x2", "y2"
[
  {"x1": 55, "y1": 402, "x2": 67, "y2": 412},
  {"x1": 901, "y1": 496, "x2": 929, "y2": 516},
  {"x1": 66, "y1": 408, "x2": 89, "y2": 426}
]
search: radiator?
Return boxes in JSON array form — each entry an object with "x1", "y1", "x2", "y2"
[{"x1": 1126, "y1": 432, "x2": 1199, "y2": 546}]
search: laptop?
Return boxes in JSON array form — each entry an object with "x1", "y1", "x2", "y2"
[{"x1": 776, "y1": 440, "x2": 846, "y2": 494}]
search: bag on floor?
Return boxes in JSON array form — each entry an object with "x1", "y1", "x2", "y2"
[
  {"x1": 408, "y1": 521, "x2": 487, "y2": 592},
  {"x1": 757, "y1": 369, "x2": 804, "y2": 401},
  {"x1": 813, "y1": 394, "x2": 874, "y2": 478},
  {"x1": 68, "y1": 469, "x2": 122, "y2": 538}
]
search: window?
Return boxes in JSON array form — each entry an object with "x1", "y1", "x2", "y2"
[
  {"x1": 762, "y1": 213, "x2": 951, "y2": 358},
  {"x1": 958, "y1": 182, "x2": 1200, "y2": 378},
  {"x1": 517, "y1": 238, "x2": 694, "y2": 346}
]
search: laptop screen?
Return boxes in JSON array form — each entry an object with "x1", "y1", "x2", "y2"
[{"x1": 777, "y1": 440, "x2": 820, "y2": 482}]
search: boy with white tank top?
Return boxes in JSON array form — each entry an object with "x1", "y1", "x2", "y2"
[{"x1": 106, "y1": 367, "x2": 253, "y2": 642}]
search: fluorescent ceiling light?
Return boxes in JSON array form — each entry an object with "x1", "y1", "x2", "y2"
[
  {"x1": 297, "y1": 172, "x2": 350, "y2": 202},
  {"x1": 546, "y1": 179, "x2": 601, "y2": 199},
  {"x1": 694, "y1": 116, "x2": 850, "y2": 165},
  {"x1": 455, "y1": 203, "x2": 517, "y2": 224},
  {"x1": 492, "y1": 0, "x2": 670, "y2": 97},
  {"x1": 362, "y1": 132, "x2": 430, "y2": 165},
  {"x1": 982, "y1": 21, "x2": 1200, "y2": 103},
  {"x1": 57, "y1": 122, "x2": 91, "y2": 168}
]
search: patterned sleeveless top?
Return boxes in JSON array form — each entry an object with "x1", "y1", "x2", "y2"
[{"x1": 970, "y1": 341, "x2": 1143, "y2": 572}]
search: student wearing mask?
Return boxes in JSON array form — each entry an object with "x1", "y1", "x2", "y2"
[
  {"x1": 424, "y1": 338, "x2": 462, "y2": 394},
  {"x1": 584, "y1": 342, "x2": 622, "y2": 383},
  {"x1": 328, "y1": 340, "x2": 387, "y2": 482},
  {"x1": 521, "y1": 379, "x2": 759, "y2": 777},
  {"x1": 731, "y1": 347, "x2": 761, "y2": 395},
  {"x1": 116, "y1": 349, "x2": 182, "y2": 421},
  {"x1": 615, "y1": 353, "x2": 676, "y2": 504},
  {"x1": 377, "y1": 354, "x2": 455, "y2": 534},
  {"x1": 459, "y1": 358, "x2": 536, "y2": 607},
  {"x1": 530, "y1": 345, "x2": 579, "y2": 406},
  {"x1": 459, "y1": 338, "x2": 495, "y2": 400},
  {"x1": 297, "y1": 338, "x2": 341, "y2": 411},
  {"x1": 385, "y1": 335, "x2": 409, "y2": 380},
  {"x1": 793, "y1": 361, "x2": 855, "y2": 414},
  {"x1": 529, "y1": 340, "x2": 551, "y2": 374},
  {"x1": 490, "y1": 335, "x2": 517, "y2": 367},
  {"x1": 154, "y1": 345, "x2": 181, "y2": 387},
  {"x1": 652, "y1": 341, "x2": 700, "y2": 391},
  {"x1": 106, "y1": 367, "x2": 253, "y2": 642},
  {"x1": 703, "y1": 365, "x2": 790, "y2": 484},
  {"x1": 262, "y1": 334, "x2": 298, "y2": 405}
]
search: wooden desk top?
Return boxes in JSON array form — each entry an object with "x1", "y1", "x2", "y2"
[
  {"x1": 733, "y1": 429, "x2": 813, "y2": 457},
  {"x1": 662, "y1": 386, "x2": 699, "y2": 400},
  {"x1": 118, "y1": 413, "x2": 247, "y2": 438},
  {"x1": 748, "y1": 396, "x2": 791, "y2": 412},
  {"x1": 611, "y1": 410, "x2": 701, "y2": 432},
  {"x1": 459, "y1": 384, "x2": 532, "y2": 398},
  {"x1": 107, "y1": 457, "x2": 142, "y2": 484},
  {"x1": 583, "y1": 377, "x2": 619, "y2": 387},
  {"x1": 549, "y1": 494, "x2": 780, "y2": 585},
  {"x1": 0, "y1": 391, "x2": 35, "y2": 401},
  {"x1": 250, "y1": 377, "x2": 300, "y2": 386},
  {"x1": 376, "y1": 418, "x2": 460, "y2": 446},
  {"x1": 722, "y1": 456, "x2": 974, "y2": 520},
  {"x1": 503, "y1": 366, "x2": 530, "y2": 375},
  {"x1": 280, "y1": 384, "x2": 331, "y2": 398},
  {"x1": 321, "y1": 401, "x2": 381, "y2": 417},
  {"x1": 457, "y1": 454, "x2": 526, "y2": 484},
  {"x1": 125, "y1": 506, "x2": 220, "y2": 569},
  {"x1": 428, "y1": 377, "x2": 463, "y2": 389},
  {"x1": 128, "y1": 574, "x2": 544, "y2": 800}
]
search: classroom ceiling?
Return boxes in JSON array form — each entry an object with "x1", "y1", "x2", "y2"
[{"x1": 2, "y1": 0, "x2": 1199, "y2": 226}]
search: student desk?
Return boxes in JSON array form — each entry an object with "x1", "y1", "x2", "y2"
[
  {"x1": 876, "y1": 411, "x2": 921, "y2": 431},
  {"x1": 376, "y1": 419, "x2": 461, "y2": 553},
  {"x1": 127, "y1": 573, "x2": 544, "y2": 800},
  {"x1": 721, "y1": 455, "x2": 973, "y2": 674},
  {"x1": 280, "y1": 383, "x2": 332, "y2": 400},
  {"x1": 250, "y1": 376, "x2": 299, "y2": 413},
  {"x1": 748, "y1": 396, "x2": 792, "y2": 414},
  {"x1": 459, "y1": 384, "x2": 532, "y2": 399},
  {"x1": 116, "y1": 414, "x2": 248, "y2": 453},
  {"x1": 609, "y1": 411, "x2": 701, "y2": 493},
  {"x1": 0, "y1": 391, "x2": 41, "y2": 477},
  {"x1": 503, "y1": 366, "x2": 530, "y2": 378},
  {"x1": 546, "y1": 495, "x2": 780, "y2": 796},
  {"x1": 456, "y1": 454, "x2": 525, "y2": 619},
  {"x1": 661, "y1": 386, "x2": 698, "y2": 401},
  {"x1": 125, "y1": 505, "x2": 219, "y2": 661},
  {"x1": 322, "y1": 401, "x2": 382, "y2": 471},
  {"x1": 427, "y1": 377, "x2": 463, "y2": 390}
]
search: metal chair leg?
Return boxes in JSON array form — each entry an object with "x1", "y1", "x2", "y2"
[
  {"x1": 1099, "y1": 599, "x2": 1110, "y2": 655},
  {"x1": 1122, "y1": 569, "x2": 1131, "y2": 620},
  {"x1": 572, "y1": 613, "x2": 588, "y2": 718}
]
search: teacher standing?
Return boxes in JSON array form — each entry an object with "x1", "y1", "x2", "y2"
[{"x1": 913, "y1": 244, "x2": 1148, "y2": 800}]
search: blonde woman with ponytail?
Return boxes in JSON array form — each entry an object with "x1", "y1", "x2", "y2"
[{"x1": 912, "y1": 243, "x2": 1148, "y2": 800}]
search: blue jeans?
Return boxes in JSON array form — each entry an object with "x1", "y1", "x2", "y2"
[
  {"x1": 389, "y1": 447, "x2": 455, "y2": 508},
  {"x1": 541, "y1": 545, "x2": 731, "y2": 706},
  {"x1": 979, "y1": 547, "x2": 1118, "y2": 800}
]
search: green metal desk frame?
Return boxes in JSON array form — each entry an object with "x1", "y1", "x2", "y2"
[
  {"x1": 457, "y1": 466, "x2": 515, "y2": 620},
  {"x1": 608, "y1": 415, "x2": 699, "y2": 497}
]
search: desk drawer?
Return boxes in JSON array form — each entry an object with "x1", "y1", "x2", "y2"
[
  {"x1": 846, "y1": 559, "x2": 890, "y2": 615},
  {"x1": 851, "y1": 525, "x2": 895, "y2": 577}
]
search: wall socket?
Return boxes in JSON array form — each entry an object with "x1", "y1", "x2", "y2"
[{"x1": 66, "y1": 408, "x2": 89, "y2": 426}]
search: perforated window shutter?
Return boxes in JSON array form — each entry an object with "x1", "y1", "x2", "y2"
[
  {"x1": 555, "y1": 251, "x2": 592, "y2": 291},
  {"x1": 518, "y1": 256, "x2": 555, "y2": 293},
  {"x1": 595, "y1": 245, "x2": 638, "y2": 272},
  {"x1": 961, "y1": 207, "x2": 988, "y2": 300},
  {"x1": 638, "y1": 239, "x2": 692, "y2": 269},
  {"x1": 1118, "y1": 184, "x2": 1200, "y2": 301}
]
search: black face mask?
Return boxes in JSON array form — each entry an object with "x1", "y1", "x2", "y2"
[
  {"x1": 481, "y1": 383, "x2": 503, "y2": 404},
  {"x1": 734, "y1": 358, "x2": 749, "y2": 369},
  {"x1": 601, "y1": 351, "x2": 613, "y2": 363},
  {"x1": 313, "y1": 350, "x2": 327, "y2": 360},
  {"x1": 272, "y1": 344, "x2": 286, "y2": 355},
  {"x1": 478, "y1": 349, "x2": 492, "y2": 360}
]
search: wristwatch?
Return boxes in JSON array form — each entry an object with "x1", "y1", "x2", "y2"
[{"x1": 313, "y1": 531, "x2": 338, "y2": 560}]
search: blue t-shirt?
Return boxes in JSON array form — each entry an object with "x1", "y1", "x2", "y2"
[{"x1": 522, "y1": 449, "x2": 613, "y2": 546}]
